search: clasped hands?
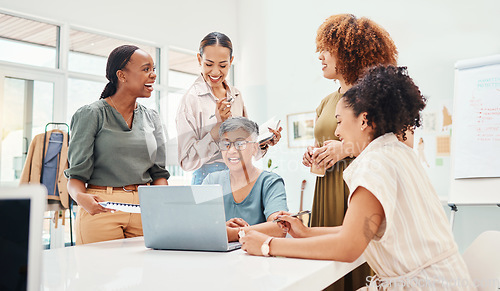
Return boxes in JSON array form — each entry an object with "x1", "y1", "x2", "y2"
[{"x1": 302, "y1": 140, "x2": 346, "y2": 170}]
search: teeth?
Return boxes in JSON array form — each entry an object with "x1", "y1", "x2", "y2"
[
  {"x1": 209, "y1": 75, "x2": 221, "y2": 81},
  {"x1": 145, "y1": 83, "x2": 154, "y2": 87},
  {"x1": 228, "y1": 158, "x2": 240, "y2": 162}
]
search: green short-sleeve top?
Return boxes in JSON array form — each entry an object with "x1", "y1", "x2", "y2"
[
  {"x1": 314, "y1": 90, "x2": 343, "y2": 147},
  {"x1": 64, "y1": 99, "x2": 170, "y2": 186}
]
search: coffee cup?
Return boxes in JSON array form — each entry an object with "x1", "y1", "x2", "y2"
[{"x1": 310, "y1": 148, "x2": 326, "y2": 177}]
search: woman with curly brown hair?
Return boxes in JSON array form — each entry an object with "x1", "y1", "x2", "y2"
[
  {"x1": 240, "y1": 66, "x2": 473, "y2": 290},
  {"x1": 301, "y1": 14, "x2": 400, "y2": 290}
]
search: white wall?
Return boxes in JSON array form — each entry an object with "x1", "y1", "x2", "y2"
[
  {"x1": 235, "y1": 0, "x2": 268, "y2": 123},
  {"x1": 237, "y1": 0, "x2": 500, "y2": 252}
]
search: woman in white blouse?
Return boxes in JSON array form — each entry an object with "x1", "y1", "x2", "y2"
[
  {"x1": 240, "y1": 65, "x2": 474, "y2": 290},
  {"x1": 176, "y1": 32, "x2": 281, "y2": 185}
]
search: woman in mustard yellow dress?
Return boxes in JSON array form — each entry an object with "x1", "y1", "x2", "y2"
[{"x1": 302, "y1": 14, "x2": 399, "y2": 290}]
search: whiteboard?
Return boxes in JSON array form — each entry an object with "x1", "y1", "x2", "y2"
[{"x1": 449, "y1": 55, "x2": 500, "y2": 205}]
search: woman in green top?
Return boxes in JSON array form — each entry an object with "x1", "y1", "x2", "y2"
[
  {"x1": 65, "y1": 45, "x2": 170, "y2": 245},
  {"x1": 301, "y1": 14, "x2": 399, "y2": 290}
]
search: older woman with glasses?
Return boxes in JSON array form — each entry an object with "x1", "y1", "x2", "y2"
[{"x1": 202, "y1": 116, "x2": 288, "y2": 242}]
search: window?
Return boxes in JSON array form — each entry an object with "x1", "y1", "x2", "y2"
[
  {"x1": 166, "y1": 49, "x2": 199, "y2": 136},
  {"x1": 66, "y1": 78, "x2": 106, "y2": 125},
  {"x1": 1, "y1": 77, "x2": 54, "y2": 185},
  {"x1": 0, "y1": 11, "x2": 163, "y2": 247},
  {"x1": 68, "y1": 29, "x2": 159, "y2": 76},
  {"x1": 0, "y1": 12, "x2": 58, "y2": 68}
]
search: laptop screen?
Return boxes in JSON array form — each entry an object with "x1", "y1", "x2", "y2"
[{"x1": 0, "y1": 198, "x2": 31, "y2": 290}]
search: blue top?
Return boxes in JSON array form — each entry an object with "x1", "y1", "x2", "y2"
[{"x1": 202, "y1": 170, "x2": 288, "y2": 225}]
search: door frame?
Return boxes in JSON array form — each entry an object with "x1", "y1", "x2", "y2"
[{"x1": 0, "y1": 62, "x2": 65, "y2": 183}]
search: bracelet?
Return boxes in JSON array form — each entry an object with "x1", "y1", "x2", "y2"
[
  {"x1": 238, "y1": 228, "x2": 245, "y2": 238},
  {"x1": 261, "y1": 237, "x2": 274, "y2": 257}
]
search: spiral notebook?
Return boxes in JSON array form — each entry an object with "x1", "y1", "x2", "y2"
[{"x1": 99, "y1": 201, "x2": 141, "y2": 213}]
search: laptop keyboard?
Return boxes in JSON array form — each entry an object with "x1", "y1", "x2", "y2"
[{"x1": 228, "y1": 241, "x2": 242, "y2": 251}]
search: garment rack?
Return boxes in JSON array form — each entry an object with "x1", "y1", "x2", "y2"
[{"x1": 41, "y1": 122, "x2": 75, "y2": 246}]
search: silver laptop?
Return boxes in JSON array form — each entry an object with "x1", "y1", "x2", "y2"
[
  {"x1": 0, "y1": 185, "x2": 46, "y2": 291},
  {"x1": 138, "y1": 185, "x2": 241, "y2": 252}
]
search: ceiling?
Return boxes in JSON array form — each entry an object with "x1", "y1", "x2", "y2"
[{"x1": 0, "y1": 13, "x2": 57, "y2": 47}]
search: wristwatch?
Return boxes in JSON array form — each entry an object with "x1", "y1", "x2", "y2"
[{"x1": 261, "y1": 237, "x2": 274, "y2": 257}]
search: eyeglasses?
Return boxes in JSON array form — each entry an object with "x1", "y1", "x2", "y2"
[{"x1": 218, "y1": 140, "x2": 255, "y2": 151}]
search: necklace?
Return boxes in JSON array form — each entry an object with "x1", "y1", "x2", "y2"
[{"x1": 109, "y1": 97, "x2": 134, "y2": 125}]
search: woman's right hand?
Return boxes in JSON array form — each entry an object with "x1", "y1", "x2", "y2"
[
  {"x1": 302, "y1": 146, "x2": 314, "y2": 167},
  {"x1": 76, "y1": 192, "x2": 109, "y2": 215},
  {"x1": 216, "y1": 97, "x2": 232, "y2": 122},
  {"x1": 276, "y1": 215, "x2": 310, "y2": 238}
]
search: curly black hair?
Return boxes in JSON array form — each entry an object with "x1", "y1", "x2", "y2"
[{"x1": 343, "y1": 65, "x2": 427, "y2": 141}]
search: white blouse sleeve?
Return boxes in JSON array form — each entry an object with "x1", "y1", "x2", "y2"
[{"x1": 175, "y1": 91, "x2": 220, "y2": 172}]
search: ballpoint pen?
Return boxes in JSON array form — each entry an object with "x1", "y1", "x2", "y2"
[
  {"x1": 210, "y1": 96, "x2": 233, "y2": 119},
  {"x1": 272, "y1": 210, "x2": 311, "y2": 222}
]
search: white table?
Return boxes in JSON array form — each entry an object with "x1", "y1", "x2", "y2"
[{"x1": 43, "y1": 237, "x2": 365, "y2": 290}]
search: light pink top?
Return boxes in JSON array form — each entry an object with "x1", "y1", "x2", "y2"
[{"x1": 176, "y1": 75, "x2": 247, "y2": 172}]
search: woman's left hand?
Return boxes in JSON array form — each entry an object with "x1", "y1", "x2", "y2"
[
  {"x1": 312, "y1": 140, "x2": 345, "y2": 169},
  {"x1": 226, "y1": 217, "x2": 249, "y2": 228},
  {"x1": 260, "y1": 126, "x2": 283, "y2": 148},
  {"x1": 240, "y1": 230, "x2": 270, "y2": 256}
]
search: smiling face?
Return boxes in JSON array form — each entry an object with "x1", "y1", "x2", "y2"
[
  {"x1": 198, "y1": 45, "x2": 234, "y2": 89},
  {"x1": 220, "y1": 128, "x2": 258, "y2": 173},
  {"x1": 118, "y1": 49, "x2": 156, "y2": 97},
  {"x1": 334, "y1": 98, "x2": 373, "y2": 156},
  {"x1": 318, "y1": 50, "x2": 341, "y2": 80}
]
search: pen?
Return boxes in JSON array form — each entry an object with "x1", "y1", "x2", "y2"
[
  {"x1": 272, "y1": 210, "x2": 311, "y2": 222},
  {"x1": 225, "y1": 96, "x2": 233, "y2": 108},
  {"x1": 210, "y1": 97, "x2": 233, "y2": 119},
  {"x1": 275, "y1": 120, "x2": 281, "y2": 130},
  {"x1": 268, "y1": 120, "x2": 281, "y2": 131}
]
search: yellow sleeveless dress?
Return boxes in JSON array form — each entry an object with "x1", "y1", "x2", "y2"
[{"x1": 311, "y1": 91, "x2": 372, "y2": 291}]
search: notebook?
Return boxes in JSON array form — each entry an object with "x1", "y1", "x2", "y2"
[
  {"x1": 98, "y1": 201, "x2": 141, "y2": 213},
  {"x1": 0, "y1": 185, "x2": 46, "y2": 291},
  {"x1": 258, "y1": 117, "x2": 281, "y2": 145},
  {"x1": 138, "y1": 185, "x2": 241, "y2": 252}
]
